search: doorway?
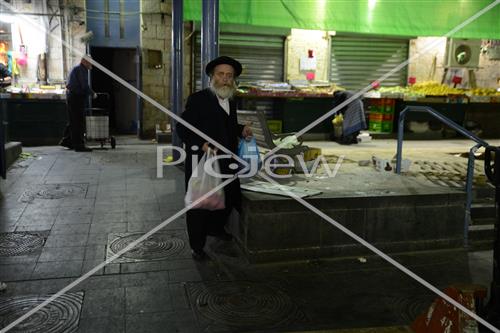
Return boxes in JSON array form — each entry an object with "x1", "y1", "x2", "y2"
[{"x1": 90, "y1": 47, "x2": 138, "y2": 134}]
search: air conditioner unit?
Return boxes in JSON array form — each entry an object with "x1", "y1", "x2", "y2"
[{"x1": 445, "y1": 38, "x2": 481, "y2": 68}]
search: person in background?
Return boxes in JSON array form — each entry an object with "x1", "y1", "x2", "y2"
[
  {"x1": 0, "y1": 62, "x2": 11, "y2": 86},
  {"x1": 0, "y1": 281, "x2": 6, "y2": 292},
  {"x1": 176, "y1": 56, "x2": 253, "y2": 261},
  {"x1": 60, "y1": 56, "x2": 96, "y2": 152}
]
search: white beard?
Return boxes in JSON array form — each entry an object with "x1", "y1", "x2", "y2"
[{"x1": 210, "y1": 81, "x2": 236, "y2": 99}]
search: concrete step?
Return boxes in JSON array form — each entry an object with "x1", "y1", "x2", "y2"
[
  {"x1": 285, "y1": 326, "x2": 412, "y2": 333},
  {"x1": 468, "y1": 224, "x2": 495, "y2": 241},
  {"x1": 471, "y1": 217, "x2": 497, "y2": 226},
  {"x1": 5, "y1": 141, "x2": 22, "y2": 169},
  {"x1": 471, "y1": 202, "x2": 497, "y2": 219},
  {"x1": 468, "y1": 239, "x2": 495, "y2": 251}
]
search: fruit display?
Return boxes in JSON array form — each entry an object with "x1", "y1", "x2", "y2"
[
  {"x1": 409, "y1": 81, "x2": 463, "y2": 96},
  {"x1": 467, "y1": 87, "x2": 500, "y2": 96},
  {"x1": 377, "y1": 81, "x2": 500, "y2": 101}
]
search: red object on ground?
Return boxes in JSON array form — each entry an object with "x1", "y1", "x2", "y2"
[
  {"x1": 411, "y1": 285, "x2": 487, "y2": 333},
  {"x1": 408, "y1": 77, "x2": 416, "y2": 85}
]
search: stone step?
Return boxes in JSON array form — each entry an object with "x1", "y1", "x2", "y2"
[
  {"x1": 471, "y1": 217, "x2": 497, "y2": 226},
  {"x1": 286, "y1": 327, "x2": 412, "y2": 333},
  {"x1": 468, "y1": 224, "x2": 495, "y2": 241},
  {"x1": 5, "y1": 141, "x2": 22, "y2": 170},
  {"x1": 468, "y1": 239, "x2": 495, "y2": 251},
  {"x1": 471, "y1": 202, "x2": 497, "y2": 219}
]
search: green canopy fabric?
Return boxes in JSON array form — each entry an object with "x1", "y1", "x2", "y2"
[{"x1": 184, "y1": 0, "x2": 500, "y2": 39}]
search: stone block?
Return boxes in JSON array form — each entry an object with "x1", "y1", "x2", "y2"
[
  {"x1": 142, "y1": 0, "x2": 160, "y2": 12},
  {"x1": 238, "y1": 187, "x2": 467, "y2": 263},
  {"x1": 143, "y1": 25, "x2": 157, "y2": 39},
  {"x1": 157, "y1": 26, "x2": 167, "y2": 39}
]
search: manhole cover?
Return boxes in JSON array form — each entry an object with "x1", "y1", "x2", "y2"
[
  {"x1": 187, "y1": 281, "x2": 305, "y2": 331},
  {"x1": 106, "y1": 232, "x2": 185, "y2": 263},
  {"x1": 0, "y1": 292, "x2": 83, "y2": 333},
  {"x1": 0, "y1": 232, "x2": 46, "y2": 257},
  {"x1": 20, "y1": 184, "x2": 88, "y2": 203}
]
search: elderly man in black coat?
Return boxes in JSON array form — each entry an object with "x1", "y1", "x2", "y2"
[{"x1": 177, "y1": 56, "x2": 252, "y2": 261}]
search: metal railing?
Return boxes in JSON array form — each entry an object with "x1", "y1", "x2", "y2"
[{"x1": 395, "y1": 105, "x2": 490, "y2": 247}]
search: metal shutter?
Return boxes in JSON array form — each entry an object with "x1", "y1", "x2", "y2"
[
  {"x1": 194, "y1": 33, "x2": 285, "y2": 91},
  {"x1": 330, "y1": 36, "x2": 409, "y2": 90}
]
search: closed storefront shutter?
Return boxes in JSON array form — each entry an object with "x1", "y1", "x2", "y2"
[
  {"x1": 329, "y1": 35, "x2": 409, "y2": 91},
  {"x1": 194, "y1": 33, "x2": 285, "y2": 91}
]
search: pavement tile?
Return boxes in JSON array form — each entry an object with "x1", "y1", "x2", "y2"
[
  {"x1": 81, "y1": 288, "x2": 126, "y2": 318},
  {"x1": 44, "y1": 234, "x2": 89, "y2": 247},
  {"x1": 0, "y1": 262, "x2": 36, "y2": 281},
  {"x1": 125, "y1": 284, "x2": 173, "y2": 314},
  {"x1": 31, "y1": 260, "x2": 83, "y2": 279},
  {"x1": 51, "y1": 223, "x2": 91, "y2": 234},
  {"x1": 77, "y1": 316, "x2": 125, "y2": 333},
  {"x1": 125, "y1": 311, "x2": 199, "y2": 333},
  {"x1": 38, "y1": 246, "x2": 86, "y2": 262}
]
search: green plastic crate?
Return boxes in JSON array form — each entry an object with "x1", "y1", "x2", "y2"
[{"x1": 267, "y1": 120, "x2": 282, "y2": 134}]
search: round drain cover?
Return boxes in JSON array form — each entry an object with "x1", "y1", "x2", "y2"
[
  {"x1": 109, "y1": 233, "x2": 185, "y2": 261},
  {"x1": 21, "y1": 184, "x2": 87, "y2": 202},
  {"x1": 0, "y1": 233, "x2": 45, "y2": 257},
  {"x1": 191, "y1": 281, "x2": 300, "y2": 329},
  {"x1": 0, "y1": 293, "x2": 83, "y2": 332}
]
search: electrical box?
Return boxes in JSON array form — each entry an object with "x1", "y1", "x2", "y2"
[{"x1": 445, "y1": 38, "x2": 481, "y2": 68}]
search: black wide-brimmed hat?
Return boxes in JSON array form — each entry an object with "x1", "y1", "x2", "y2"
[{"x1": 205, "y1": 56, "x2": 242, "y2": 77}]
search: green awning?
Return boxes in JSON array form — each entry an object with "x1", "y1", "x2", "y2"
[{"x1": 184, "y1": 0, "x2": 500, "y2": 39}]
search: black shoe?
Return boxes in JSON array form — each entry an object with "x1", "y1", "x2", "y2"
[
  {"x1": 74, "y1": 146, "x2": 93, "y2": 152},
  {"x1": 191, "y1": 249, "x2": 208, "y2": 261},
  {"x1": 59, "y1": 140, "x2": 73, "y2": 149},
  {"x1": 207, "y1": 230, "x2": 233, "y2": 241}
]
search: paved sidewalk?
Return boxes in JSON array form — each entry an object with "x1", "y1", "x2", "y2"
[{"x1": 0, "y1": 138, "x2": 496, "y2": 332}]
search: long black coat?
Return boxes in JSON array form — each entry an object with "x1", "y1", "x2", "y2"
[{"x1": 176, "y1": 88, "x2": 244, "y2": 212}]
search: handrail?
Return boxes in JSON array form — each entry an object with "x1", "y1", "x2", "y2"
[
  {"x1": 396, "y1": 106, "x2": 488, "y2": 174},
  {"x1": 395, "y1": 105, "x2": 491, "y2": 248}
]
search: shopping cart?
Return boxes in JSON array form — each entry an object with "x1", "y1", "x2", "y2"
[{"x1": 85, "y1": 93, "x2": 116, "y2": 149}]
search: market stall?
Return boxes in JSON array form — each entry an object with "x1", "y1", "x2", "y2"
[{"x1": 0, "y1": 87, "x2": 67, "y2": 146}]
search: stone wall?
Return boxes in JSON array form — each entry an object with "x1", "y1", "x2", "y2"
[
  {"x1": 63, "y1": 0, "x2": 88, "y2": 74},
  {"x1": 408, "y1": 37, "x2": 499, "y2": 88},
  {"x1": 140, "y1": 0, "x2": 192, "y2": 138},
  {"x1": 285, "y1": 29, "x2": 330, "y2": 82},
  {"x1": 140, "y1": 0, "x2": 170, "y2": 138}
]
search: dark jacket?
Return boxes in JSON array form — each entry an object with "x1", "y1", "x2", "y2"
[
  {"x1": 0, "y1": 63, "x2": 11, "y2": 79},
  {"x1": 176, "y1": 88, "x2": 244, "y2": 211},
  {"x1": 66, "y1": 64, "x2": 92, "y2": 96}
]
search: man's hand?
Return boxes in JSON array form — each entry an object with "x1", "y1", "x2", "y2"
[
  {"x1": 93, "y1": 92, "x2": 98, "y2": 99},
  {"x1": 241, "y1": 125, "x2": 253, "y2": 140},
  {"x1": 202, "y1": 142, "x2": 217, "y2": 153}
]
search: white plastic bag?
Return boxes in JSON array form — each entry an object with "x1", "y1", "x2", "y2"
[{"x1": 185, "y1": 149, "x2": 225, "y2": 210}]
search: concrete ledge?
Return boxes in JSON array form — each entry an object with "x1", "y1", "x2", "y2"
[
  {"x1": 234, "y1": 177, "x2": 466, "y2": 263},
  {"x1": 5, "y1": 141, "x2": 22, "y2": 169}
]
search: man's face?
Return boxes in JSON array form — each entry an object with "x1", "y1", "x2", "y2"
[
  {"x1": 212, "y1": 64, "x2": 234, "y2": 88},
  {"x1": 210, "y1": 64, "x2": 236, "y2": 99},
  {"x1": 82, "y1": 59, "x2": 92, "y2": 70}
]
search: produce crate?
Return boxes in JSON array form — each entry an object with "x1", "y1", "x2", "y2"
[
  {"x1": 267, "y1": 120, "x2": 282, "y2": 134},
  {"x1": 369, "y1": 112, "x2": 383, "y2": 132}
]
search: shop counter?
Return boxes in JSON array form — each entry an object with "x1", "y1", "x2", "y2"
[{"x1": 0, "y1": 93, "x2": 67, "y2": 146}]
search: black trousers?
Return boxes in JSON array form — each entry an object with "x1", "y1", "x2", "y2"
[
  {"x1": 61, "y1": 94, "x2": 86, "y2": 148},
  {"x1": 186, "y1": 207, "x2": 231, "y2": 251}
]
